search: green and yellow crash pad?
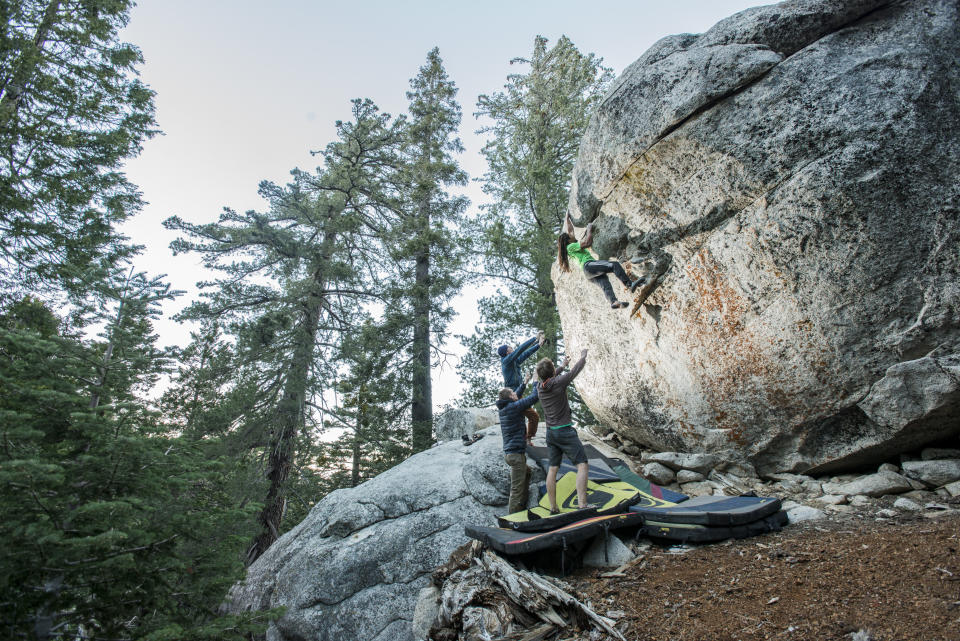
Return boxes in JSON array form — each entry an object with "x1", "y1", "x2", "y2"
[{"x1": 496, "y1": 472, "x2": 645, "y2": 531}]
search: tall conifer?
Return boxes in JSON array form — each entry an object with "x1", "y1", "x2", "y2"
[
  {"x1": 394, "y1": 48, "x2": 468, "y2": 451},
  {"x1": 0, "y1": 0, "x2": 156, "y2": 297},
  {"x1": 165, "y1": 99, "x2": 404, "y2": 562}
]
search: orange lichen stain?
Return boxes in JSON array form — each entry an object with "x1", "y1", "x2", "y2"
[
  {"x1": 685, "y1": 249, "x2": 749, "y2": 338},
  {"x1": 676, "y1": 249, "x2": 832, "y2": 446}
]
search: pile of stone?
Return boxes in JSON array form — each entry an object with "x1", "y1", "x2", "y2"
[{"x1": 616, "y1": 439, "x2": 960, "y2": 524}]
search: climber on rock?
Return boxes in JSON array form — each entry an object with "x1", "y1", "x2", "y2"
[
  {"x1": 557, "y1": 212, "x2": 644, "y2": 309},
  {"x1": 537, "y1": 349, "x2": 590, "y2": 512},
  {"x1": 496, "y1": 370, "x2": 539, "y2": 514},
  {"x1": 498, "y1": 331, "x2": 546, "y2": 441}
]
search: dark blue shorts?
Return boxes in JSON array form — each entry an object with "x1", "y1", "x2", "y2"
[{"x1": 545, "y1": 426, "x2": 587, "y2": 467}]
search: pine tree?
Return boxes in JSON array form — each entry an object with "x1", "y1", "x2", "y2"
[
  {"x1": 321, "y1": 316, "x2": 411, "y2": 489},
  {"x1": 393, "y1": 48, "x2": 469, "y2": 451},
  {"x1": 460, "y1": 36, "x2": 611, "y2": 406},
  {"x1": 0, "y1": 0, "x2": 157, "y2": 298},
  {"x1": 165, "y1": 99, "x2": 405, "y2": 562},
  {"x1": 0, "y1": 288, "x2": 271, "y2": 640}
]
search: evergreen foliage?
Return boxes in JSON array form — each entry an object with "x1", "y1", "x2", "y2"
[
  {"x1": 320, "y1": 316, "x2": 411, "y2": 489},
  {"x1": 0, "y1": 296, "x2": 274, "y2": 640},
  {"x1": 0, "y1": 0, "x2": 157, "y2": 298},
  {"x1": 459, "y1": 36, "x2": 611, "y2": 410},
  {"x1": 164, "y1": 98, "x2": 407, "y2": 563},
  {"x1": 393, "y1": 48, "x2": 469, "y2": 451}
]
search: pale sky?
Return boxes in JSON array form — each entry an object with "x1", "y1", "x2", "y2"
[{"x1": 120, "y1": 0, "x2": 766, "y2": 407}]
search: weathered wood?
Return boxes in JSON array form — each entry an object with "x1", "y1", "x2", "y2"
[
  {"x1": 517, "y1": 623, "x2": 557, "y2": 641},
  {"x1": 478, "y1": 551, "x2": 626, "y2": 641}
]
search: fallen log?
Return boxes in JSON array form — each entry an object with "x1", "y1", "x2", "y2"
[{"x1": 428, "y1": 542, "x2": 625, "y2": 641}]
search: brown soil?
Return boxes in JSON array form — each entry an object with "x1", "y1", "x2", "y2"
[{"x1": 567, "y1": 511, "x2": 960, "y2": 641}]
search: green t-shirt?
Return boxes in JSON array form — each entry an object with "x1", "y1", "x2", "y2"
[{"x1": 566, "y1": 242, "x2": 593, "y2": 269}]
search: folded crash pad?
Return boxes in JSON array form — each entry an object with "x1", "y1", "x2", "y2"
[
  {"x1": 497, "y1": 472, "x2": 641, "y2": 531},
  {"x1": 629, "y1": 494, "x2": 781, "y2": 527},
  {"x1": 468, "y1": 511, "x2": 646, "y2": 555},
  {"x1": 642, "y1": 510, "x2": 789, "y2": 543}
]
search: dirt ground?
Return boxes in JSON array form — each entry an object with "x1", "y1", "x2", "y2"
[{"x1": 567, "y1": 510, "x2": 960, "y2": 641}]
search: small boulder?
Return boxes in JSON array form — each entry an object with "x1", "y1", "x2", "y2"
[
  {"x1": 827, "y1": 504, "x2": 855, "y2": 514},
  {"x1": 681, "y1": 480, "x2": 719, "y2": 496},
  {"x1": 785, "y1": 504, "x2": 826, "y2": 523},
  {"x1": 822, "y1": 471, "x2": 912, "y2": 497},
  {"x1": 893, "y1": 497, "x2": 922, "y2": 511},
  {"x1": 816, "y1": 494, "x2": 847, "y2": 506},
  {"x1": 716, "y1": 460, "x2": 758, "y2": 479},
  {"x1": 676, "y1": 470, "x2": 706, "y2": 484},
  {"x1": 878, "y1": 463, "x2": 900, "y2": 473},
  {"x1": 849, "y1": 495, "x2": 874, "y2": 507},
  {"x1": 921, "y1": 448, "x2": 960, "y2": 461},
  {"x1": 902, "y1": 489, "x2": 938, "y2": 503},
  {"x1": 901, "y1": 460, "x2": 960, "y2": 487},
  {"x1": 942, "y1": 480, "x2": 960, "y2": 497},
  {"x1": 641, "y1": 461, "x2": 676, "y2": 485},
  {"x1": 434, "y1": 407, "x2": 498, "y2": 443},
  {"x1": 644, "y1": 452, "x2": 719, "y2": 474}
]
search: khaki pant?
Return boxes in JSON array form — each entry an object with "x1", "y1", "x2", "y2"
[{"x1": 504, "y1": 452, "x2": 531, "y2": 514}]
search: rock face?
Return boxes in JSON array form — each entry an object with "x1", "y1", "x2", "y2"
[
  {"x1": 433, "y1": 406, "x2": 499, "y2": 443},
  {"x1": 557, "y1": 0, "x2": 960, "y2": 474},
  {"x1": 223, "y1": 427, "x2": 516, "y2": 641}
]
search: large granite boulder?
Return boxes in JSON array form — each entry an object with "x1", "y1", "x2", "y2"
[
  {"x1": 557, "y1": 0, "x2": 960, "y2": 474},
  {"x1": 223, "y1": 426, "x2": 517, "y2": 641}
]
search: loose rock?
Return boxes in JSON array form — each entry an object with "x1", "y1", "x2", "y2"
[
  {"x1": 642, "y1": 461, "x2": 676, "y2": 485},
  {"x1": 921, "y1": 448, "x2": 960, "y2": 461},
  {"x1": 901, "y1": 460, "x2": 960, "y2": 488},
  {"x1": 676, "y1": 470, "x2": 705, "y2": 484},
  {"x1": 643, "y1": 452, "x2": 719, "y2": 474},
  {"x1": 893, "y1": 497, "x2": 922, "y2": 511},
  {"x1": 822, "y1": 471, "x2": 912, "y2": 498},
  {"x1": 785, "y1": 504, "x2": 827, "y2": 524}
]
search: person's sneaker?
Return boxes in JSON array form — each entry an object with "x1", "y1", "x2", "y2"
[
  {"x1": 630, "y1": 276, "x2": 647, "y2": 292},
  {"x1": 461, "y1": 434, "x2": 472, "y2": 445},
  {"x1": 611, "y1": 301, "x2": 629, "y2": 309}
]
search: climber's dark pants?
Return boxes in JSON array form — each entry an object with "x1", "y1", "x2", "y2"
[{"x1": 583, "y1": 260, "x2": 631, "y2": 304}]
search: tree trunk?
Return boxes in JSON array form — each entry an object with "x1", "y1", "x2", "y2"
[
  {"x1": 351, "y1": 392, "x2": 363, "y2": 487},
  {"x1": 247, "y1": 229, "x2": 334, "y2": 564},
  {"x1": 410, "y1": 248, "x2": 432, "y2": 451}
]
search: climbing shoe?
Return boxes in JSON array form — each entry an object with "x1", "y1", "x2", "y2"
[
  {"x1": 611, "y1": 301, "x2": 629, "y2": 309},
  {"x1": 630, "y1": 276, "x2": 647, "y2": 292}
]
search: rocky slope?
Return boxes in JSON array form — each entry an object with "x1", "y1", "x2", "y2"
[
  {"x1": 223, "y1": 426, "x2": 515, "y2": 641},
  {"x1": 556, "y1": 0, "x2": 960, "y2": 474}
]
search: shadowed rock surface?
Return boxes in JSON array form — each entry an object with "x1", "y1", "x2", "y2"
[{"x1": 556, "y1": 0, "x2": 960, "y2": 474}]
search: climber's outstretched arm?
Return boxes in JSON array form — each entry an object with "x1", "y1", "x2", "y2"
[
  {"x1": 564, "y1": 212, "x2": 575, "y2": 236},
  {"x1": 579, "y1": 223, "x2": 594, "y2": 249}
]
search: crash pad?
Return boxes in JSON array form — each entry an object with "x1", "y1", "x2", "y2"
[
  {"x1": 468, "y1": 511, "x2": 646, "y2": 555},
  {"x1": 629, "y1": 494, "x2": 781, "y2": 527},
  {"x1": 642, "y1": 510, "x2": 789, "y2": 543},
  {"x1": 497, "y1": 472, "x2": 641, "y2": 531}
]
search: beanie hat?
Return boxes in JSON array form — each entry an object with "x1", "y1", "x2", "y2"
[{"x1": 497, "y1": 344, "x2": 509, "y2": 357}]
